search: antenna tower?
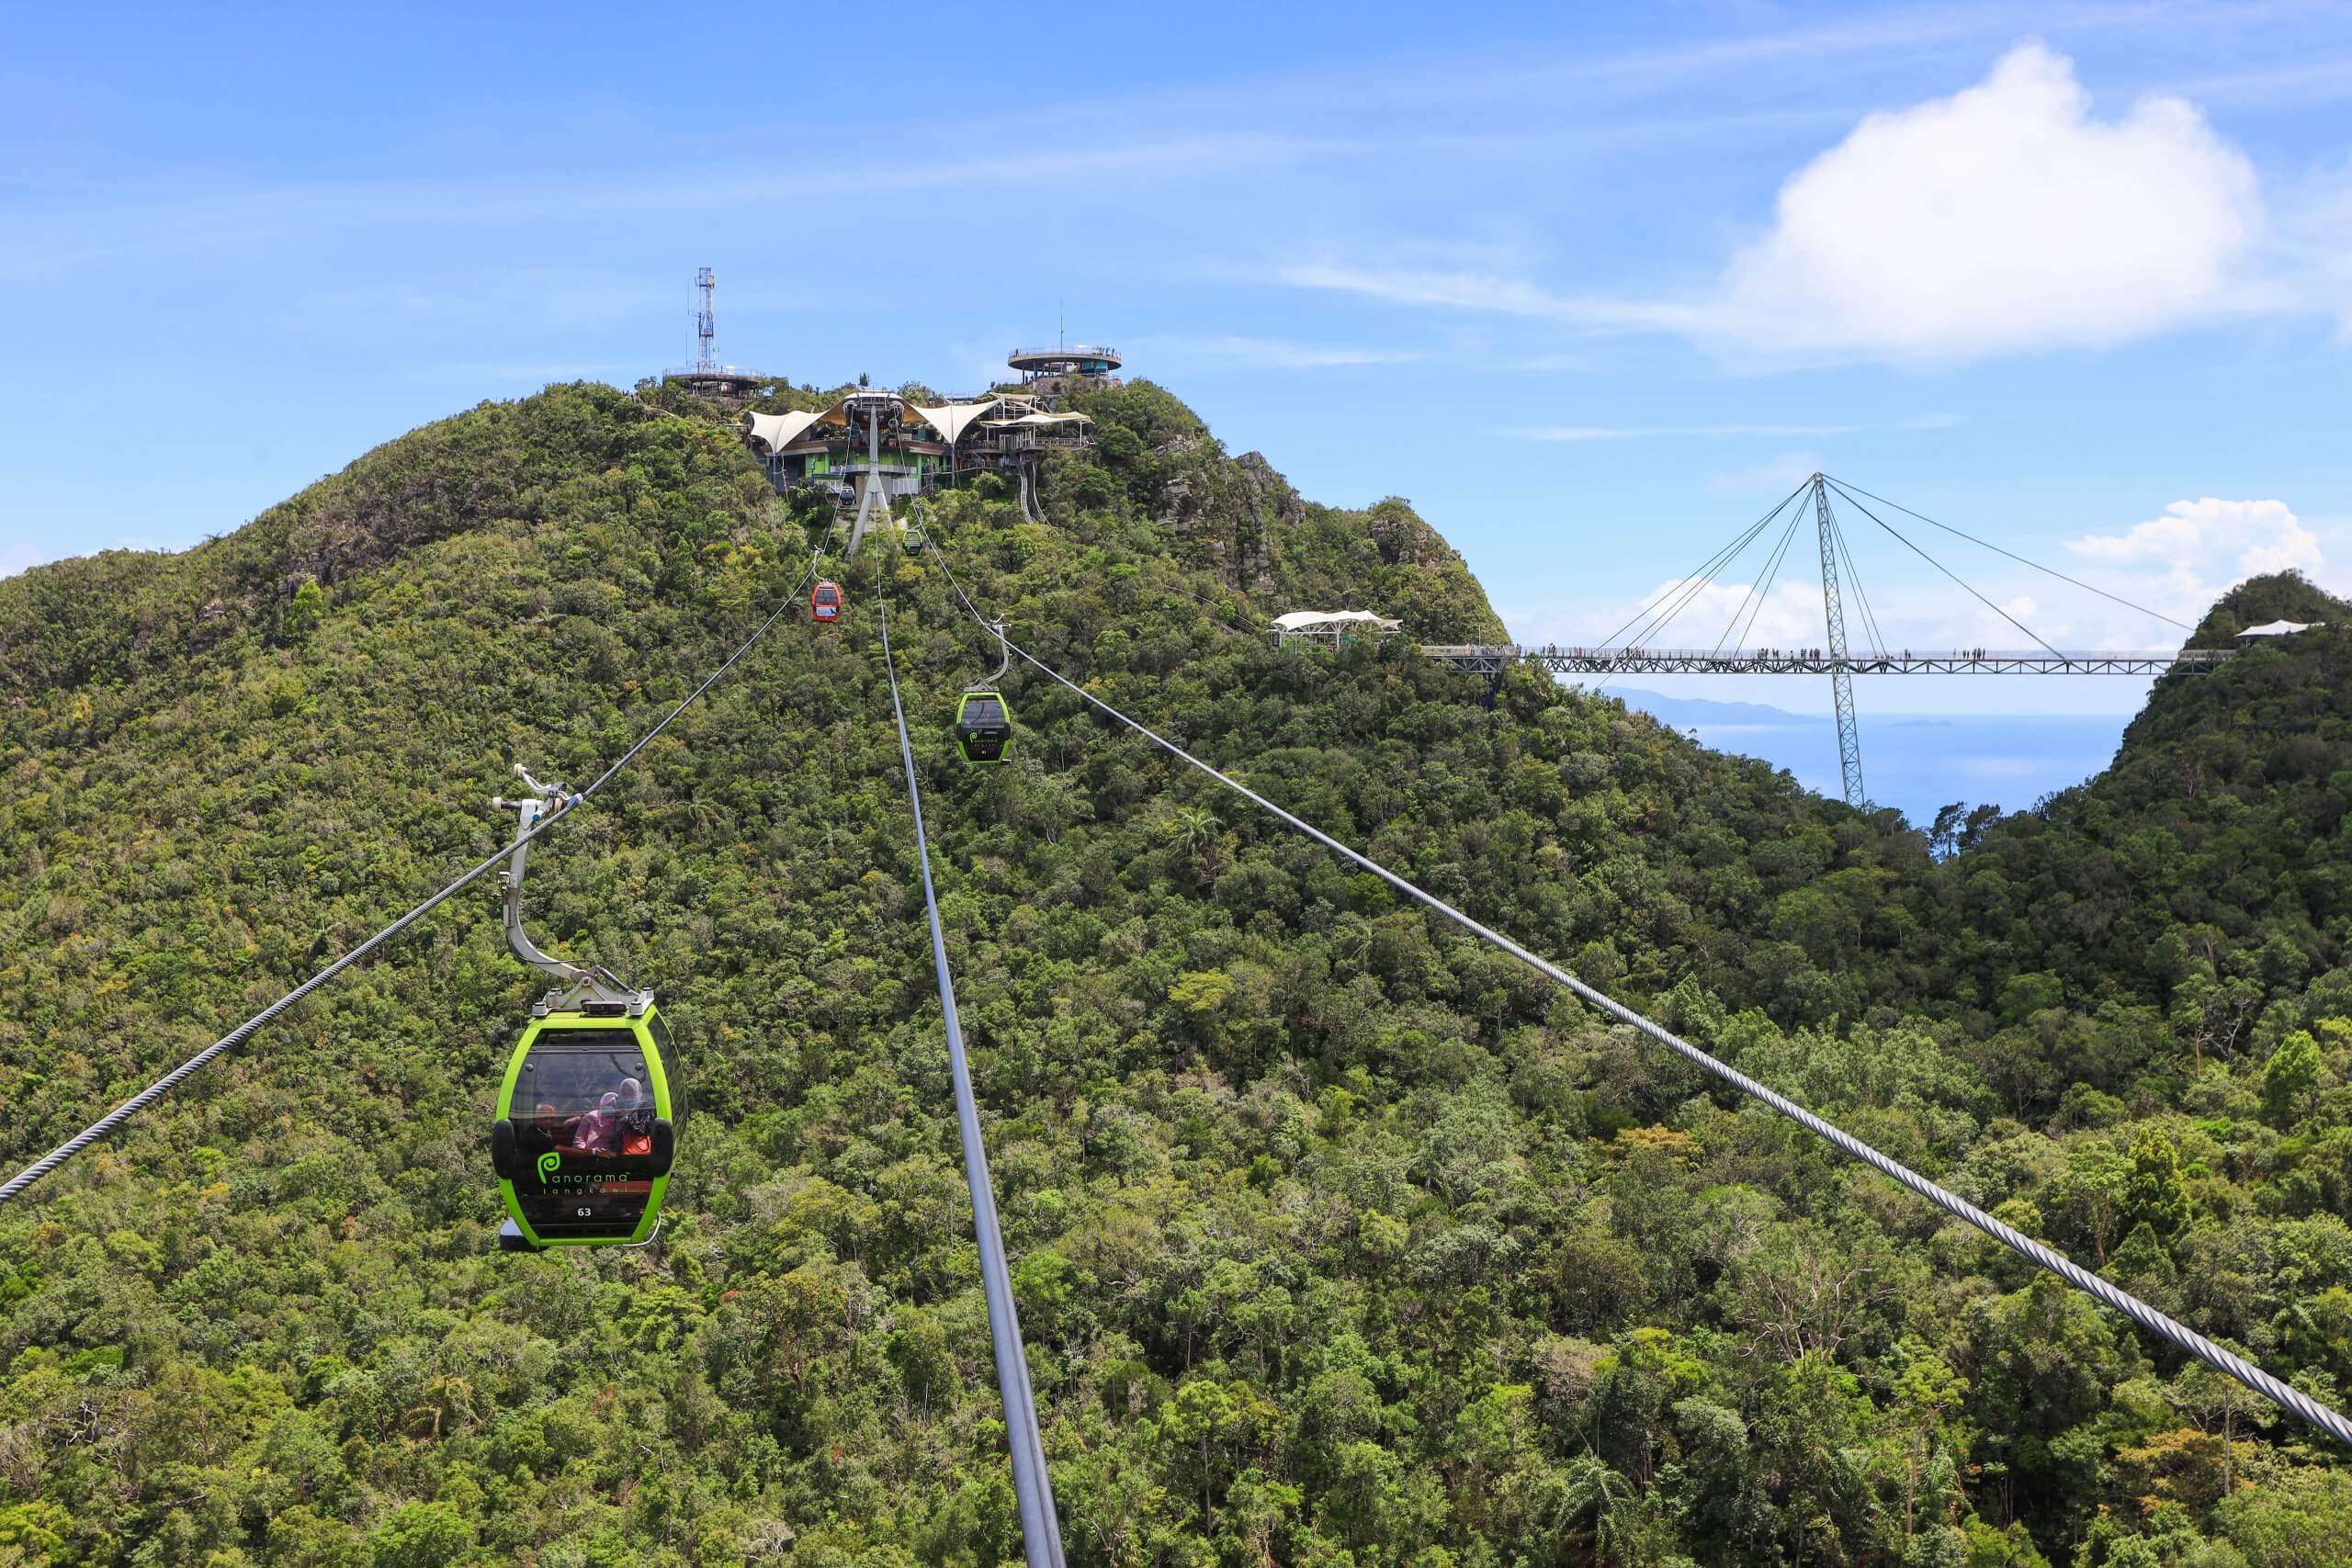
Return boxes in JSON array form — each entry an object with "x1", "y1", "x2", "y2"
[{"x1": 695, "y1": 266, "x2": 718, "y2": 373}]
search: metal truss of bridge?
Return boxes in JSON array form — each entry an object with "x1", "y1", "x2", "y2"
[
  {"x1": 1447, "y1": 473, "x2": 2229, "y2": 809},
  {"x1": 1423, "y1": 645, "x2": 2234, "y2": 678}
]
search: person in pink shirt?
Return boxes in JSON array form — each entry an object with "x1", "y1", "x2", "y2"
[{"x1": 573, "y1": 1091, "x2": 621, "y2": 1154}]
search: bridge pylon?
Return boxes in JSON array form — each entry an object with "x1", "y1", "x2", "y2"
[{"x1": 1810, "y1": 475, "x2": 1866, "y2": 808}]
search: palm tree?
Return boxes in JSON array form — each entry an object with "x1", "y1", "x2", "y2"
[
  {"x1": 1162, "y1": 807, "x2": 1223, "y2": 885},
  {"x1": 1550, "y1": 1453, "x2": 1639, "y2": 1566}
]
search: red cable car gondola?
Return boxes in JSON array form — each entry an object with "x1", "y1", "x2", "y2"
[{"x1": 811, "y1": 580, "x2": 842, "y2": 622}]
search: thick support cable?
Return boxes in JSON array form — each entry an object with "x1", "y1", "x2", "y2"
[
  {"x1": 0, "y1": 548, "x2": 830, "y2": 1205},
  {"x1": 1600, "y1": 480, "x2": 1809, "y2": 651},
  {"x1": 875, "y1": 585, "x2": 1067, "y2": 1568},
  {"x1": 1714, "y1": 502, "x2": 1806, "y2": 657},
  {"x1": 1823, "y1": 475, "x2": 2195, "y2": 633},
  {"x1": 915, "y1": 535, "x2": 2352, "y2": 1451},
  {"x1": 1827, "y1": 483, "x2": 2064, "y2": 658}
]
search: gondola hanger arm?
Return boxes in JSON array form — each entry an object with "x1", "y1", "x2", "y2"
[
  {"x1": 988, "y1": 618, "x2": 1012, "y2": 684},
  {"x1": 491, "y1": 764, "x2": 641, "y2": 1012}
]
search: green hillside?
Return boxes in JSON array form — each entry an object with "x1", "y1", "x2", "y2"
[{"x1": 1, "y1": 381, "x2": 2347, "y2": 1567}]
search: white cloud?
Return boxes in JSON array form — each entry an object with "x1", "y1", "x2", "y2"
[
  {"x1": 2065, "y1": 496, "x2": 2322, "y2": 604},
  {"x1": 1704, "y1": 42, "x2": 2262, "y2": 357},
  {"x1": 1595, "y1": 579, "x2": 1827, "y2": 650},
  {"x1": 1277, "y1": 41, "x2": 2296, "y2": 365}
]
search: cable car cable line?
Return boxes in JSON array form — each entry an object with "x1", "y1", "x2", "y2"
[
  {"x1": 0, "y1": 546, "x2": 832, "y2": 1207},
  {"x1": 910, "y1": 530, "x2": 2352, "y2": 1451},
  {"x1": 874, "y1": 579, "x2": 1067, "y2": 1567}
]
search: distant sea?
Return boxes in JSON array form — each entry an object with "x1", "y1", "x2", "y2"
[{"x1": 1611, "y1": 689, "x2": 2131, "y2": 829}]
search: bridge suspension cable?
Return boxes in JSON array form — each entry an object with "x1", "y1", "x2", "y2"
[
  {"x1": 1830, "y1": 481, "x2": 2064, "y2": 659},
  {"x1": 1822, "y1": 475, "x2": 2195, "y2": 633},
  {"x1": 0, "y1": 547, "x2": 831, "y2": 1206},
  {"x1": 874, "y1": 580, "x2": 1067, "y2": 1568},
  {"x1": 1711, "y1": 499, "x2": 1806, "y2": 658},
  {"x1": 1600, "y1": 479, "x2": 1812, "y2": 652},
  {"x1": 914, "y1": 528, "x2": 2352, "y2": 1451}
]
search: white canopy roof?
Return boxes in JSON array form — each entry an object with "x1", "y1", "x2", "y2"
[
  {"x1": 746, "y1": 393, "x2": 1092, "y2": 454},
  {"x1": 743, "y1": 409, "x2": 825, "y2": 453},
  {"x1": 912, "y1": 400, "x2": 1010, "y2": 444},
  {"x1": 1272, "y1": 609, "x2": 1400, "y2": 632},
  {"x1": 1001, "y1": 410, "x2": 1091, "y2": 427},
  {"x1": 2237, "y1": 619, "x2": 2324, "y2": 638}
]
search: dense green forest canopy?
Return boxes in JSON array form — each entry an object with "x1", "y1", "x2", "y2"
[{"x1": 2, "y1": 378, "x2": 2349, "y2": 1566}]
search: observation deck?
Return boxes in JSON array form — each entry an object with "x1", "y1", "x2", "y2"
[
  {"x1": 660, "y1": 364, "x2": 772, "y2": 406},
  {"x1": 1007, "y1": 344, "x2": 1122, "y2": 379}
]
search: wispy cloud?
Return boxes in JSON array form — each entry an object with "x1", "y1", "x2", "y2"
[
  {"x1": 402, "y1": 362, "x2": 631, "y2": 386},
  {"x1": 291, "y1": 267, "x2": 675, "y2": 333},
  {"x1": 1276, "y1": 262, "x2": 1697, "y2": 332},
  {"x1": 2, "y1": 132, "x2": 1351, "y2": 282},
  {"x1": 1516, "y1": 414, "x2": 1960, "y2": 442},
  {"x1": 1126, "y1": 333, "x2": 1422, "y2": 369}
]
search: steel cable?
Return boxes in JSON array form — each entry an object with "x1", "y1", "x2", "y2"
[
  {"x1": 874, "y1": 578, "x2": 1067, "y2": 1568},
  {"x1": 1715, "y1": 502, "x2": 1807, "y2": 657},
  {"x1": 1824, "y1": 475, "x2": 2196, "y2": 633},
  {"x1": 915, "y1": 531, "x2": 2352, "y2": 1450},
  {"x1": 1598, "y1": 480, "x2": 1811, "y2": 651},
  {"x1": 1827, "y1": 485, "x2": 2064, "y2": 658},
  {"x1": 0, "y1": 547, "x2": 831, "y2": 1204}
]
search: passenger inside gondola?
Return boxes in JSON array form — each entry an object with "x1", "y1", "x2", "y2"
[
  {"x1": 575, "y1": 1091, "x2": 621, "y2": 1153},
  {"x1": 518, "y1": 1102, "x2": 562, "y2": 1159},
  {"x1": 616, "y1": 1078, "x2": 654, "y2": 1155}
]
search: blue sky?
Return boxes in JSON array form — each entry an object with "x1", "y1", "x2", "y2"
[{"x1": 7, "y1": 1, "x2": 2351, "y2": 716}]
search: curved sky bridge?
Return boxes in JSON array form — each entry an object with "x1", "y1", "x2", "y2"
[
  {"x1": 1410, "y1": 473, "x2": 2247, "y2": 807},
  {"x1": 1421, "y1": 644, "x2": 2235, "y2": 677}
]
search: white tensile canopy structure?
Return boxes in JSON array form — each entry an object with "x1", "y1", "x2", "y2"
[
  {"x1": 911, "y1": 400, "x2": 1093, "y2": 440},
  {"x1": 2236, "y1": 619, "x2": 2324, "y2": 638},
  {"x1": 910, "y1": 401, "x2": 997, "y2": 445},
  {"x1": 742, "y1": 409, "x2": 826, "y2": 454},
  {"x1": 1271, "y1": 609, "x2": 1403, "y2": 645},
  {"x1": 743, "y1": 397, "x2": 1095, "y2": 457},
  {"x1": 741, "y1": 393, "x2": 1097, "y2": 533}
]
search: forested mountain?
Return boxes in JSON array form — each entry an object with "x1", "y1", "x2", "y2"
[{"x1": 2, "y1": 378, "x2": 2347, "y2": 1567}]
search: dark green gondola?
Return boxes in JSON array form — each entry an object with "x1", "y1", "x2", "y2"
[
  {"x1": 953, "y1": 618, "x2": 1015, "y2": 765},
  {"x1": 954, "y1": 689, "x2": 1013, "y2": 764},
  {"x1": 491, "y1": 1000, "x2": 679, "y2": 1249},
  {"x1": 486, "y1": 767, "x2": 683, "y2": 1252}
]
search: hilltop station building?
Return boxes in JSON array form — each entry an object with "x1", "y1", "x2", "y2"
[{"x1": 741, "y1": 345, "x2": 1122, "y2": 544}]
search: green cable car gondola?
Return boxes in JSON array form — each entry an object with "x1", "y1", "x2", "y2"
[
  {"x1": 954, "y1": 689, "x2": 1012, "y2": 764},
  {"x1": 485, "y1": 770, "x2": 681, "y2": 1251},
  {"x1": 953, "y1": 618, "x2": 1014, "y2": 765}
]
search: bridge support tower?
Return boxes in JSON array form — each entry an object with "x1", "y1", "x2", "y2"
[{"x1": 1810, "y1": 474, "x2": 1865, "y2": 807}]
